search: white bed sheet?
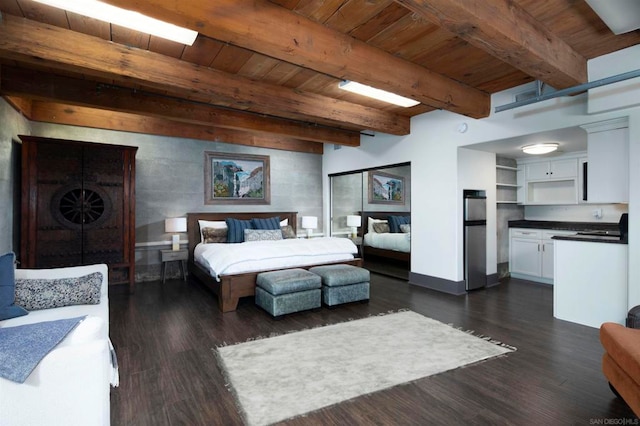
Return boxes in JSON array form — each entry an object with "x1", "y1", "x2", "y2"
[
  {"x1": 364, "y1": 232, "x2": 410, "y2": 253},
  {"x1": 194, "y1": 237, "x2": 357, "y2": 281}
]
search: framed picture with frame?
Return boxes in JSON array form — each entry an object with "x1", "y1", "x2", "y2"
[
  {"x1": 204, "y1": 151, "x2": 270, "y2": 204},
  {"x1": 368, "y1": 170, "x2": 405, "y2": 204}
]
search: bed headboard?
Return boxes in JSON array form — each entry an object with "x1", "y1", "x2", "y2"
[
  {"x1": 187, "y1": 212, "x2": 298, "y2": 262},
  {"x1": 359, "y1": 211, "x2": 410, "y2": 237}
]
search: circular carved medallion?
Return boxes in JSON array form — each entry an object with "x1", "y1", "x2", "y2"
[{"x1": 51, "y1": 184, "x2": 112, "y2": 229}]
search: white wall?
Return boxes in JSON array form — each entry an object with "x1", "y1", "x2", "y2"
[
  {"x1": 457, "y1": 148, "x2": 497, "y2": 278},
  {"x1": 324, "y1": 45, "x2": 640, "y2": 301}
]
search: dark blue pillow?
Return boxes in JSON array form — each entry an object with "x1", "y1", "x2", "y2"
[
  {"x1": 226, "y1": 218, "x2": 254, "y2": 243},
  {"x1": 251, "y1": 216, "x2": 281, "y2": 230},
  {"x1": 388, "y1": 215, "x2": 410, "y2": 233},
  {"x1": 0, "y1": 252, "x2": 28, "y2": 320}
]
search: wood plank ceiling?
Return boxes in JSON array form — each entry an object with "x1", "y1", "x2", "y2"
[{"x1": 0, "y1": 0, "x2": 638, "y2": 153}]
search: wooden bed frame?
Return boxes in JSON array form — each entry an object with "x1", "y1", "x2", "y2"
[
  {"x1": 187, "y1": 211, "x2": 363, "y2": 313},
  {"x1": 359, "y1": 211, "x2": 411, "y2": 264}
]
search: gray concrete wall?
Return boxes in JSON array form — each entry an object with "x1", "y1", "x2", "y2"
[
  {"x1": 29, "y1": 122, "x2": 323, "y2": 281},
  {"x1": 0, "y1": 99, "x2": 30, "y2": 255}
]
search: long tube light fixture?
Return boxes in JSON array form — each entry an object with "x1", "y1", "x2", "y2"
[
  {"x1": 32, "y1": 0, "x2": 198, "y2": 45},
  {"x1": 338, "y1": 80, "x2": 420, "y2": 108}
]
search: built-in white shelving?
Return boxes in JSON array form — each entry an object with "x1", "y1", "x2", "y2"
[{"x1": 496, "y1": 163, "x2": 519, "y2": 204}]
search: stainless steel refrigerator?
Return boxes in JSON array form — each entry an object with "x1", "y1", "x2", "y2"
[{"x1": 464, "y1": 192, "x2": 487, "y2": 290}]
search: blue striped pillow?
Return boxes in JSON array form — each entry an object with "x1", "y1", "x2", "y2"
[
  {"x1": 388, "y1": 215, "x2": 410, "y2": 233},
  {"x1": 251, "y1": 216, "x2": 281, "y2": 230},
  {"x1": 226, "y1": 218, "x2": 254, "y2": 243}
]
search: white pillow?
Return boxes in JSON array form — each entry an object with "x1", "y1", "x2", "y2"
[
  {"x1": 199, "y1": 220, "x2": 227, "y2": 242},
  {"x1": 367, "y1": 217, "x2": 388, "y2": 234},
  {"x1": 280, "y1": 218, "x2": 288, "y2": 227}
]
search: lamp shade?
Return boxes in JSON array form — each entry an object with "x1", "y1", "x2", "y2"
[
  {"x1": 165, "y1": 217, "x2": 187, "y2": 233},
  {"x1": 301, "y1": 216, "x2": 318, "y2": 229},
  {"x1": 346, "y1": 215, "x2": 362, "y2": 228}
]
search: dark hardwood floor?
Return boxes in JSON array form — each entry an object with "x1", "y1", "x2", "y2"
[{"x1": 109, "y1": 274, "x2": 637, "y2": 425}]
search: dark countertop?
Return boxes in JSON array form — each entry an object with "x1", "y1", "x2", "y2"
[
  {"x1": 552, "y1": 234, "x2": 627, "y2": 245},
  {"x1": 508, "y1": 220, "x2": 619, "y2": 232},
  {"x1": 510, "y1": 219, "x2": 626, "y2": 244}
]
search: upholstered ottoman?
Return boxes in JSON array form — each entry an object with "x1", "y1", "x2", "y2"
[
  {"x1": 309, "y1": 264, "x2": 370, "y2": 307},
  {"x1": 255, "y1": 269, "x2": 321, "y2": 317}
]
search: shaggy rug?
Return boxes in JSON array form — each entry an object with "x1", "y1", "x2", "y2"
[{"x1": 216, "y1": 310, "x2": 515, "y2": 426}]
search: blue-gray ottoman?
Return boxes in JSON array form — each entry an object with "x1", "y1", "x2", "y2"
[
  {"x1": 308, "y1": 264, "x2": 370, "y2": 307},
  {"x1": 255, "y1": 268, "x2": 321, "y2": 317}
]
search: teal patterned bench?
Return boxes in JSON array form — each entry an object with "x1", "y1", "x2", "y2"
[
  {"x1": 255, "y1": 269, "x2": 321, "y2": 317},
  {"x1": 309, "y1": 264, "x2": 370, "y2": 307}
]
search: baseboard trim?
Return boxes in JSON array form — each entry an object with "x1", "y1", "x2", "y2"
[
  {"x1": 409, "y1": 272, "x2": 466, "y2": 296},
  {"x1": 409, "y1": 272, "x2": 500, "y2": 294}
]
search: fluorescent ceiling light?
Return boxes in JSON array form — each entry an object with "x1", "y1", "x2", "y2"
[
  {"x1": 522, "y1": 143, "x2": 559, "y2": 155},
  {"x1": 338, "y1": 80, "x2": 420, "y2": 108},
  {"x1": 32, "y1": 0, "x2": 198, "y2": 45}
]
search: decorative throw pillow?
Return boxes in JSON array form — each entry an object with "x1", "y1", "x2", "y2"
[
  {"x1": 226, "y1": 218, "x2": 254, "y2": 243},
  {"x1": 202, "y1": 227, "x2": 228, "y2": 244},
  {"x1": 251, "y1": 216, "x2": 281, "y2": 230},
  {"x1": 388, "y1": 215, "x2": 410, "y2": 233},
  {"x1": 367, "y1": 217, "x2": 387, "y2": 234},
  {"x1": 400, "y1": 224, "x2": 411, "y2": 233},
  {"x1": 373, "y1": 222, "x2": 390, "y2": 233},
  {"x1": 198, "y1": 220, "x2": 227, "y2": 242},
  {"x1": 14, "y1": 272, "x2": 103, "y2": 311},
  {"x1": 0, "y1": 252, "x2": 28, "y2": 320},
  {"x1": 244, "y1": 229, "x2": 283, "y2": 242},
  {"x1": 281, "y1": 225, "x2": 297, "y2": 239}
]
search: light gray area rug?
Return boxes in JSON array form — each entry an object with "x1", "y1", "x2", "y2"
[{"x1": 216, "y1": 310, "x2": 515, "y2": 426}]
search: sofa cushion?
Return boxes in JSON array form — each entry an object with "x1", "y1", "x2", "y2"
[
  {"x1": 600, "y1": 322, "x2": 640, "y2": 387},
  {"x1": 0, "y1": 252, "x2": 28, "y2": 321},
  {"x1": 15, "y1": 272, "x2": 103, "y2": 311}
]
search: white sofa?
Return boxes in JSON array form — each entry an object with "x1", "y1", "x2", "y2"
[{"x1": 0, "y1": 264, "x2": 114, "y2": 426}]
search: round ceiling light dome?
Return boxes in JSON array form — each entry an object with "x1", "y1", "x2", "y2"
[{"x1": 522, "y1": 143, "x2": 559, "y2": 155}]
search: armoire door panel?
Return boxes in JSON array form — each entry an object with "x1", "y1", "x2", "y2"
[{"x1": 21, "y1": 135, "x2": 137, "y2": 291}]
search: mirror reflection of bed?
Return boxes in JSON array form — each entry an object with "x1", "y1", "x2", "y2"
[
  {"x1": 360, "y1": 211, "x2": 410, "y2": 280},
  {"x1": 330, "y1": 163, "x2": 411, "y2": 280}
]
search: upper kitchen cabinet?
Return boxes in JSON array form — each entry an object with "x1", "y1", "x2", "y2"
[
  {"x1": 517, "y1": 155, "x2": 580, "y2": 205},
  {"x1": 525, "y1": 159, "x2": 577, "y2": 180},
  {"x1": 581, "y1": 118, "x2": 629, "y2": 204}
]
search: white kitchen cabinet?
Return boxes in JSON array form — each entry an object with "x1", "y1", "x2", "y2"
[
  {"x1": 525, "y1": 159, "x2": 577, "y2": 180},
  {"x1": 509, "y1": 228, "x2": 576, "y2": 284},
  {"x1": 517, "y1": 155, "x2": 581, "y2": 205},
  {"x1": 581, "y1": 118, "x2": 629, "y2": 204}
]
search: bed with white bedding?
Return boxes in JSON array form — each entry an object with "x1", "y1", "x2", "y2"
[
  {"x1": 195, "y1": 237, "x2": 357, "y2": 281},
  {"x1": 360, "y1": 211, "x2": 411, "y2": 263},
  {"x1": 187, "y1": 212, "x2": 362, "y2": 313}
]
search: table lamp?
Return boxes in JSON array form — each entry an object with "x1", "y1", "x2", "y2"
[
  {"x1": 347, "y1": 215, "x2": 361, "y2": 238},
  {"x1": 165, "y1": 217, "x2": 187, "y2": 251},
  {"x1": 301, "y1": 216, "x2": 318, "y2": 239}
]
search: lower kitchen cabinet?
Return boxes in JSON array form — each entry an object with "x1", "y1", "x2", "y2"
[{"x1": 509, "y1": 228, "x2": 575, "y2": 284}]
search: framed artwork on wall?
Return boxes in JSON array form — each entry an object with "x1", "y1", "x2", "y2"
[
  {"x1": 204, "y1": 152, "x2": 270, "y2": 204},
  {"x1": 368, "y1": 171, "x2": 404, "y2": 204}
]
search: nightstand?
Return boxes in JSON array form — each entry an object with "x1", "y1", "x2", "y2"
[
  {"x1": 349, "y1": 236, "x2": 362, "y2": 256},
  {"x1": 160, "y1": 249, "x2": 188, "y2": 284}
]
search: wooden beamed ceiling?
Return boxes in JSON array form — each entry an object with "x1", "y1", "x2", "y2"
[{"x1": 0, "y1": 0, "x2": 638, "y2": 152}]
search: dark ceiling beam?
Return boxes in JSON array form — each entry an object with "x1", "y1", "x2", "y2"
[
  {"x1": 0, "y1": 66, "x2": 359, "y2": 146},
  {"x1": 0, "y1": 14, "x2": 409, "y2": 135},
  {"x1": 28, "y1": 101, "x2": 324, "y2": 154},
  {"x1": 394, "y1": 0, "x2": 587, "y2": 88},
  {"x1": 100, "y1": 0, "x2": 491, "y2": 119}
]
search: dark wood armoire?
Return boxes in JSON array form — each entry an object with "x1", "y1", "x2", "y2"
[{"x1": 20, "y1": 135, "x2": 137, "y2": 293}]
